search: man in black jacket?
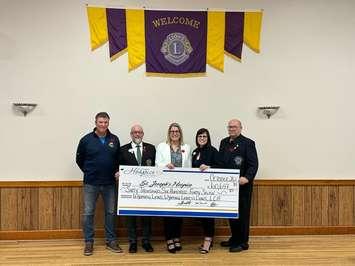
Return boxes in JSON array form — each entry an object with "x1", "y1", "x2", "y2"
[
  {"x1": 119, "y1": 124, "x2": 156, "y2": 253},
  {"x1": 219, "y1": 119, "x2": 258, "y2": 252},
  {"x1": 76, "y1": 112, "x2": 122, "y2": 256}
]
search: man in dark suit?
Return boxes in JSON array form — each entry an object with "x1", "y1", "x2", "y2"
[
  {"x1": 119, "y1": 124, "x2": 156, "y2": 253},
  {"x1": 219, "y1": 119, "x2": 258, "y2": 252}
]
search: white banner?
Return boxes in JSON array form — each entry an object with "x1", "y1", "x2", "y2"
[{"x1": 117, "y1": 166, "x2": 239, "y2": 218}]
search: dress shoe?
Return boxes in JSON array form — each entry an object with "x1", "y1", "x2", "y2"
[
  {"x1": 173, "y1": 238, "x2": 182, "y2": 251},
  {"x1": 129, "y1": 242, "x2": 137, "y2": 253},
  {"x1": 166, "y1": 240, "x2": 176, "y2": 253},
  {"x1": 240, "y1": 243, "x2": 249, "y2": 250},
  {"x1": 229, "y1": 245, "x2": 244, "y2": 253},
  {"x1": 142, "y1": 242, "x2": 154, "y2": 252}
]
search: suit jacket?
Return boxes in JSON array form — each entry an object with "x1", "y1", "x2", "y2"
[
  {"x1": 155, "y1": 142, "x2": 191, "y2": 168},
  {"x1": 219, "y1": 134, "x2": 258, "y2": 183},
  {"x1": 120, "y1": 142, "x2": 156, "y2": 166}
]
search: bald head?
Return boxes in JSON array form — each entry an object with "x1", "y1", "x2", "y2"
[
  {"x1": 227, "y1": 119, "x2": 242, "y2": 139},
  {"x1": 229, "y1": 119, "x2": 242, "y2": 127},
  {"x1": 130, "y1": 124, "x2": 144, "y2": 144}
]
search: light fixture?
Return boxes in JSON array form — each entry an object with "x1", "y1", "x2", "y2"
[
  {"x1": 13, "y1": 103, "x2": 37, "y2": 116},
  {"x1": 258, "y1": 106, "x2": 280, "y2": 119}
]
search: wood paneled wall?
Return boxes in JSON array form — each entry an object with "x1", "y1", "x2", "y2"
[{"x1": 1, "y1": 180, "x2": 354, "y2": 240}]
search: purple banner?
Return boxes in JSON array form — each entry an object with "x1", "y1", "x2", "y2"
[
  {"x1": 145, "y1": 10, "x2": 207, "y2": 75},
  {"x1": 225, "y1": 12, "x2": 244, "y2": 60},
  {"x1": 107, "y1": 8, "x2": 127, "y2": 60}
]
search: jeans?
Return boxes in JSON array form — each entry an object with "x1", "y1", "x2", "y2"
[{"x1": 83, "y1": 184, "x2": 117, "y2": 243}]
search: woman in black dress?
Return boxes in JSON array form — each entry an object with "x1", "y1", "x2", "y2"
[{"x1": 192, "y1": 128, "x2": 221, "y2": 254}]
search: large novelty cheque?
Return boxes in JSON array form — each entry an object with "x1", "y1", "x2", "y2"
[{"x1": 117, "y1": 166, "x2": 239, "y2": 218}]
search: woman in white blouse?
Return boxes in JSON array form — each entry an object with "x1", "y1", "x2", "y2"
[{"x1": 155, "y1": 122, "x2": 191, "y2": 253}]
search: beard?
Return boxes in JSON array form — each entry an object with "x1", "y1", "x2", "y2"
[{"x1": 132, "y1": 137, "x2": 142, "y2": 144}]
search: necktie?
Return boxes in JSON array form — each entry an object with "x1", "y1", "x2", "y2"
[{"x1": 136, "y1": 144, "x2": 142, "y2": 165}]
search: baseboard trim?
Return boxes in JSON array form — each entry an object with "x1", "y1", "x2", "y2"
[
  {"x1": 250, "y1": 226, "x2": 355, "y2": 235},
  {"x1": 1, "y1": 226, "x2": 354, "y2": 240}
]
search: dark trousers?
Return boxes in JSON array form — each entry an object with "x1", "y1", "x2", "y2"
[
  {"x1": 229, "y1": 184, "x2": 253, "y2": 246},
  {"x1": 125, "y1": 216, "x2": 152, "y2": 243},
  {"x1": 164, "y1": 217, "x2": 183, "y2": 240},
  {"x1": 199, "y1": 218, "x2": 215, "y2": 237}
]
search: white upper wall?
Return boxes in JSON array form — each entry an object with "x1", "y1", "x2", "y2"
[{"x1": 1, "y1": 0, "x2": 354, "y2": 180}]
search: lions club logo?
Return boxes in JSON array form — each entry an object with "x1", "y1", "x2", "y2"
[{"x1": 161, "y1": 32, "x2": 193, "y2": 66}]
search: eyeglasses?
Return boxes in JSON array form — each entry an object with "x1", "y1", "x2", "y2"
[
  {"x1": 198, "y1": 135, "x2": 208, "y2": 139},
  {"x1": 131, "y1": 131, "x2": 143, "y2": 134},
  {"x1": 227, "y1": 126, "x2": 240, "y2": 129},
  {"x1": 170, "y1": 130, "x2": 180, "y2": 134}
]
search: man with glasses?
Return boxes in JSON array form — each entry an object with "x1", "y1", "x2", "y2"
[
  {"x1": 219, "y1": 119, "x2": 258, "y2": 252},
  {"x1": 119, "y1": 124, "x2": 156, "y2": 253},
  {"x1": 76, "y1": 112, "x2": 122, "y2": 256}
]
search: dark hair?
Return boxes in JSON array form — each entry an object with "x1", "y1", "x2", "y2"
[
  {"x1": 95, "y1": 112, "x2": 110, "y2": 121},
  {"x1": 195, "y1": 128, "x2": 211, "y2": 148}
]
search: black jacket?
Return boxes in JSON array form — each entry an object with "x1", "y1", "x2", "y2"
[
  {"x1": 76, "y1": 129, "x2": 120, "y2": 185},
  {"x1": 192, "y1": 145, "x2": 221, "y2": 168},
  {"x1": 120, "y1": 142, "x2": 156, "y2": 166},
  {"x1": 219, "y1": 134, "x2": 258, "y2": 182}
]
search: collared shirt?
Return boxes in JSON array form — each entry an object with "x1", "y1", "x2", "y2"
[
  {"x1": 99, "y1": 136, "x2": 106, "y2": 144},
  {"x1": 131, "y1": 142, "x2": 143, "y2": 161}
]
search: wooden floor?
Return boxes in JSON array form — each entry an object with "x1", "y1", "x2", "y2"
[{"x1": 1, "y1": 235, "x2": 355, "y2": 265}]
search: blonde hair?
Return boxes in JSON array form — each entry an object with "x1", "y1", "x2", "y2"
[{"x1": 166, "y1": 122, "x2": 184, "y2": 145}]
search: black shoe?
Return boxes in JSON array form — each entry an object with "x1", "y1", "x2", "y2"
[
  {"x1": 220, "y1": 240, "x2": 231, "y2": 247},
  {"x1": 173, "y1": 238, "x2": 182, "y2": 251},
  {"x1": 129, "y1": 242, "x2": 137, "y2": 253},
  {"x1": 142, "y1": 242, "x2": 154, "y2": 252},
  {"x1": 240, "y1": 243, "x2": 249, "y2": 250},
  {"x1": 167, "y1": 240, "x2": 176, "y2": 253},
  {"x1": 229, "y1": 245, "x2": 244, "y2": 253}
]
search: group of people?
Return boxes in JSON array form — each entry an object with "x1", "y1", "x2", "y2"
[{"x1": 76, "y1": 112, "x2": 258, "y2": 256}]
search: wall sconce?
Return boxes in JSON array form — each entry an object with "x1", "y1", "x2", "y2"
[
  {"x1": 13, "y1": 103, "x2": 37, "y2": 116},
  {"x1": 258, "y1": 106, "x2": 280, "y2": 119}
]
